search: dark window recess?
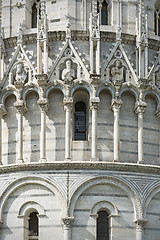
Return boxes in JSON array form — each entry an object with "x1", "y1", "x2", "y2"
[
  {"x1": 74, "y1": 101, "x2": 87, "y2": 141},
  {"x1": 97, "y1": 211, "x2": 109, "y2": 240},
  {"x1": 101, "y1": 1, "x2": 108, "y2": 25},
  {"x1": 32, "y1": 1, "x2": 40, "y2": 28},
  {"x1": 32, "y1": 3, "x2": 38, "y2": 28},
  {"x1": 28, "y1": 212, "x2": 38, "y2": 237}
]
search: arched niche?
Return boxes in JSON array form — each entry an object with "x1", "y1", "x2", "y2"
[
  {"x1": 72, "y1": 88, "x2": 90, "y2": 161},
  {"x1": 144, "y1": 188, "x2": 160, "y2": 240},
  {"x1": 71, "y1": 179, "x2": 137, "y2": 240},
  {"x1": 143, "y1": 94, "x2": 160, "y2": 165},
  {"x1": 2, "y1": 94, "x2": 17, "y2": 165},
  {"x1": 24, "y1": 91, "x2": 40, "y2": 163},
  {"x1": 0, "y1": 178, "x2": 64, "y2": 240},
  {"x1": 97, "y1": 89, "x2": 113, "y2": 161},
  {"x1": 119, "y1": 91, "x2": 138, "y2": 163},
  {"x1": 46, "y1": 89, "x2": 65, "y2": 162}
]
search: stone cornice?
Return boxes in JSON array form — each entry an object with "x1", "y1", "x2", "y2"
[
  {"x1": 3, "y1": 31, "x2": 160, "y2": 50},
  {"x1": 0, "y1": 162, "x2": 160, "y2": 175}
]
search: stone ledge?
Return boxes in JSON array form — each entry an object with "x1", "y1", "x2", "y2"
[
  {"x1": 0, "y1": 161, "x2": 160, "y2": 175},
  {"x1": 3, "y1": 31, "x2": 160, "y2": 50}
]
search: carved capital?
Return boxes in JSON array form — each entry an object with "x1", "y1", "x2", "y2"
[
  {"x1": 37, "y1": 98, "x2": 48, "y2": 112},
  {"x1": 111, "y1": 99, "x2": 123, "y2": 111},
  {"x1": 90, "y1": 74, "x2": 101, "y2": 85},
  {"x1": 35, "y1": 74, "x2": 48, "y2": 86},
  {"x1": 62, "y1": 217, "x2": 74, "y2": 228},
  {"x1": 63, "y1": 97, "x2": 73, "y2": 112},
  {"x1": 134, "y1": 218, "x2": 147, "y2": 231},
  {"x1": 90, "y1": 97, "x2": 100, "y2": 110},
  {"x1": 14, "y1": 100, "x2": 26, "y2": 113},
  {"x1": 0, "y1": 104, "x2": 7, "y2": 116},
  {"x1": 138, "y1": 78, "x2": 151, "y2": 89},
  {"x1": 134, "y1": 101, "x2": 147, "y2": 114}
]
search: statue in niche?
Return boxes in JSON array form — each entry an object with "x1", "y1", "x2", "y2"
[
  {"x1": 155, "y1": 68, "x2": 160, "y2": 89},
  {"x1": 14, "y1": 62, "x2": 27, "y2": 86},
  {"x1": 111, "y1": 60, "x2": 124, "y2": 84},
  {"x1": 62, "y1": 60, "x2": 75, "y2": 82}
]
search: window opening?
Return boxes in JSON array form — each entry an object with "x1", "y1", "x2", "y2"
[
  {"x1": 28, "y1": 211, "x2": 38, "y2": 240},
  {"x1": 32, "y1": 1, "x2": 40, "y2": 28},
  {"x1": 74, "y1": 101, "x2": 87, "y2": 141},
  {"x1": 97, "y1": 210, "x2": 109, "y2": 240},
  {"x1": 97, "y1": 1, "x2": 108, "y2": 25},
  {"x1": 154, "y1": 10, "x2": 160, "y2": 36},
  {"x1": 101, "y1": 1, "x2": 108, "y2": 25}
]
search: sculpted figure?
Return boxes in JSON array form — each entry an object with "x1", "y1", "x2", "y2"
[
  {"x1": 111, "y1": 60, "x2": 124, "y2": 84},
  {"x1": 156, "y1": 68, "x2": 160, "y2": 88},
  {"x1": 62, "y1": 60, "x2": 75, "y2": 82},
  {"x1": 15, "y1": 63, "x2": 27, "y2": 85}
]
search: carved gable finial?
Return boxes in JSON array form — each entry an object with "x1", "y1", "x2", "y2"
[
  {"x1": 17, "y1": 24, "x2": 23, "y2": 45},
  {"x1": 66, "y1": 18, "x2": 71, "y2": 40}
]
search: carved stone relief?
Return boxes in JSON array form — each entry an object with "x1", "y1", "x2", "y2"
[{"x1": 155, "y1": 67, "x2": 160, "y2": 89}]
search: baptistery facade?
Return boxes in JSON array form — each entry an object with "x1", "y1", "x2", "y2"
[{"x1": 0, "y1": 0, "x2": 160, "y2": 240}]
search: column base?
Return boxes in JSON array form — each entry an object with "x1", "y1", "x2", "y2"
[
  {"x1": 137, "y1": 160, "x2": 144, "y2": 164},
  {"x1": 65, "y1": 158, "x2": 71, "y2": 162},
  {"x1": 17, "y1": 159, "x2": 24, "y2": 164},
  {"x1": 90, "y1": 157, "x2": 99, "y2": 161},
  {"x1": 113, "y1": 158, "x2": 119, "y2": 162},
  {"x1": 39, "y1": 158, "x2": 47, "y2": 163}
]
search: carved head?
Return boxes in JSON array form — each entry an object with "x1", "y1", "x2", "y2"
[
  {"x1": 16, "y1": 63, "x2": 23, "y2": 74},
  {"x1": 66, "y1": 60, "x2": 71, "y2": 69},
  {"x1": 115, "y1": 60, "x2": 121, "y2": 68}
]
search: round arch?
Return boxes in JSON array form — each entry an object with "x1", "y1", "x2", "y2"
[
  {"x1": 71, "y1": 84, "x2": 92, "y2": 98},
  {"x1": 97, "y1": 86, "x2": 114, "y2": 99},
  {"x1": 23, "y1": 87, "x2": 40, "y2": 101},
  {"x1": 46, "y1": 85, "x2": 65, "y2": 99},
  {"x1": 0, "y1": 175, "x2": 67, "y2": 221},
  {"x1": 69, "y1": 176, "x2": 141, "y2": 220},
  {"x1": 1, "y1": 90, "x2": 18, "y2": 105},
  {"x1": 143, "y1": 90, "x2": 160, "y2": 106},
  {"x1": 18, "y1": 201, "x2": 45, "y2": 217},
  {"x1": 143, "y1": 183, "x2": 160, "y2": 219},
  {"x1": 119, "y1": 87, "x2": 139, "y2": 101}
]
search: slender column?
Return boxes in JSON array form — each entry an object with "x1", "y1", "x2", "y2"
[
  {"x1": 14, "y1": 100, "x2": 25, "y2": 164},
  {"x1": 37, "y1": 39, "x2": 42, "y2": 74},
  {"x1": 62, "y1": 217, "x2": 74, "y2": 240},
  {"x1": 134, "y1": 218, "x2": 147, "y2": 240},
  {"x1": 44, "y1": 39, "x2": 48, "y2": 74},
  {"x1": 111, "y1": 99, "x2": 122, "y2": 162},
  {"x1": 96, "y1": 39, "x2": 100, "y2": 74},
  {"x1": 38, "y1": 98, "x2": 48, "y2": 162},
  {"x1": 0, "y1": 104, "x2": 6, "y2": 165},
  {"x1": 90, "y1": 40, "x2": 94, "y2": 74},
  {"x1": 63, "y1": 98, "x2": 73, "y2": 161},
  {"x1": 135, "y1": 101, "x2": 147, "y2": 163},
  {"x1": 90, "y1": 97, "x2": 100, "y2": 161}
]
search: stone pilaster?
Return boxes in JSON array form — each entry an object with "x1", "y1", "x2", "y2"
[
  {"x1": 0, "y1": 104, "x2": 6, "y2": 165},
  {"x1": 14, "y1": 100, "x2": 26, "y2": 164},
  {"x1": 135, "y1": 101, "x2": 147, "y2": 163},
  {"x1": 38, "y1": 98, "x2": 48, "y2": 163},
  {"x1": 63, "y1": 97, "x2": 73, "y2": 161},
  {"x1": 62, "y1": 217, "x2": 74, "y2": 240},
  {"x1": 134, "y1": 218, "x2": 147, "y2": 240},
  {"x1": 111, "y1": 99, "x2": 122, "y2": 162},
  {"x1": 90, "y1": 97, "x2": 100, "y2": 161}
]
